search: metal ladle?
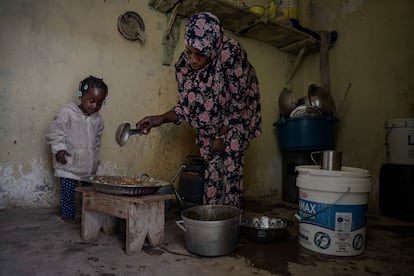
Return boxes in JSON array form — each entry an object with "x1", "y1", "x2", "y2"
[{"x1": 115, "y1": 122, "x2": 143, "y2": 146}]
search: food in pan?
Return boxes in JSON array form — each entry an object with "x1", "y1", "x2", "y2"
[
  {"x1": 84, "y1": 174, "x2": 171, "y2": 195},
  {"x1": 88, "y1": 175, "x2": 158, "y2": 186}
]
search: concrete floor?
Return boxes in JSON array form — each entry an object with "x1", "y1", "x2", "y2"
[{"x1": 0, "y1": 197, "x2": 413, "y2": 276}]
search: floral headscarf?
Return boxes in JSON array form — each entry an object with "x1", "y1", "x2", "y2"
[{"x1": 184, "y1": 12, "x2": 223, "y2": 60}]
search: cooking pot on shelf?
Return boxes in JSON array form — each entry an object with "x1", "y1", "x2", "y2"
[{"x1": 176, "y1": 205, "x2": 242, "y2": 256}]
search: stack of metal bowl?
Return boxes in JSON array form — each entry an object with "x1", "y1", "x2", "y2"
[{"x1": 278, "y1": 84, "x2": 336, "y2": 119}]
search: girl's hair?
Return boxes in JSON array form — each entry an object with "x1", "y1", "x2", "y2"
[{"x1": 79, "y1": 76, "x2": 108, "y2": 94}]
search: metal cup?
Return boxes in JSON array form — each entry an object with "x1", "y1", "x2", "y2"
[{"x1": 311, "y1": 150, "x2": 342, "y2": 170}]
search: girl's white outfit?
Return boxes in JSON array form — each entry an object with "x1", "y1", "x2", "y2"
[
  {"x1": 46, "y1": 102, "x2": 104, "y2": 180},
  {"x1": 46, "y1": 102, "x2": 104, "y2": 221}
]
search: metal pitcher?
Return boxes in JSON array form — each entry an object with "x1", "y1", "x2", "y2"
[{"x1": 311, "y1": 150, "x2": 342, "y2": 171}]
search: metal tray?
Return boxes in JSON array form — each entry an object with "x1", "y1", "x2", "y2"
[{"x1": 84, "y1": 175, "x2": 170, "y2": 196}]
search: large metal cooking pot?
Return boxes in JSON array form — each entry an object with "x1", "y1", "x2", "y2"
[{"x1": 176, "y1": 205, "x2": 242, "y2": 256}]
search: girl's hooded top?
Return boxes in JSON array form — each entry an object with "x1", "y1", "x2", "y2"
[
  {"x1": 172, "y1": 12, "x2": 261, "y2": 157},
  {"x1": 46, "y1": 102, "x2": 104, "y2": 180}
]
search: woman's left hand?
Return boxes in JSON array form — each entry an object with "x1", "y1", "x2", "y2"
[{"x1": 210, "y1": 138, "x2": 225, "y2": 158}]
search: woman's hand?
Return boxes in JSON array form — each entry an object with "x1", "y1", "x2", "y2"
[
  {"x1": 136, "y1": 115, "x2": 163, "y2": 135},
  {"x1": 210, "y1": 138, "x2": 225, "y2": 158},
  {"x1": 209, "y1": 125, "x2": 229, "y2": 158},
  {"x1": 136, "y1": 111, "x2": 179, "y2": 135},
  {"x1": 56, "y1": 150, "x2": 70, "y2": 165}
]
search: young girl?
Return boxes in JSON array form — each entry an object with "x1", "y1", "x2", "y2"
[{"x1": 46, "y1": 76, "x2": 108, "y2": 223}]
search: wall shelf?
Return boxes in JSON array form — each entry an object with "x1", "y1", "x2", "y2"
[{"x1": 149, "y1": 0, "x2": 323, "y2": 55}]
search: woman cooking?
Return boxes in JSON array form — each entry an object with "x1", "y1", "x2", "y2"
[{"x1": 136, "y1": 12, "x2": 261, "y2": 208}]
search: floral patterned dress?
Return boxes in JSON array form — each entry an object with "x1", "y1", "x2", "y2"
[{"x1": 172, "y1": 12, "x2": 261, "y2": 208}]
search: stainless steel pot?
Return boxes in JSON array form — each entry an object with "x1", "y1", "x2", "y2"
[{"x1": 176, "y1": 205, "x2": 242, "y2": 256}]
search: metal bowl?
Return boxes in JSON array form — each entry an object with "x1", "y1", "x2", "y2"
[
  {"x1": 308, "y1": 84, "x2": 336, "y2": 116},
  {"x1": 240, "y1": 215, "x2": 291, "y2": 243},
  {"x1": 289, "y1": 105, "x2": 323, "y2": 118},
  {"x1": 296, "y1": 95, "x2": 310, "y2": 106},
  {"x1": 278, "y1": 88, "x2": 297, "y2": 118}
]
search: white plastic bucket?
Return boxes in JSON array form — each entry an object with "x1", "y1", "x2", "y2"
[
  {"x1": 295, "y1": 165, "x2": 371, "y2": 256},
  {"x1": 384, "y1": 118, "x2": 414, "y2": 165}
]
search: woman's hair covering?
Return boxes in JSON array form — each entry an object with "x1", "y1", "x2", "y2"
[{"x1": 184, "y1": 12, "x2": 223, "y2": 59}]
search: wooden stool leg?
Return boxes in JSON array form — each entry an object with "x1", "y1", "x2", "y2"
[
  {"x1": 102, "y1": 216, "x2": 118, "y2": 234},
  {"x1": 125, "y1": 201, "x2": 165, "y2": 255},
  {"x1": 146, "y1": 201, "x2": 165, "y2": 247},
  {"x1": 81, "y1": 210, "x2": 106, "y2": 240}
]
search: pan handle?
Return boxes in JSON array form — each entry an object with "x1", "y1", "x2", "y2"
[
  {"x1": 175, "y1": 220, "x2": 186, "y2": 232},
  {"x1": 170, "y1": 165, "x2": 187, "y2": 209},
  {"x1": 171, "y1": 164, "x2": 186, "y2": 184},
  {"x1": 172, "y1": 186, "x2": 185, "y2": 209}
]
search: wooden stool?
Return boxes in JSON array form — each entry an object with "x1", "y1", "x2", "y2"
[{"x1": 76, "y1": 187, "x2": 175, "y2": 255}]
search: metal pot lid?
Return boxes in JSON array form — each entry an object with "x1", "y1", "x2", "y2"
[{"x1": 117, "y1": 11, "x2": 146, "y2": 42}]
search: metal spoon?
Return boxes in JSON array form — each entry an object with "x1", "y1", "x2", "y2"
[{"x1": 115, "y1": 122, "x2": 143, "y2": 146}]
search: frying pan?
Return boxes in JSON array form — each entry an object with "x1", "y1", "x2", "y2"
[
  {"x1": 117, "y1": 11, "x2": 146, "y2": 42},
  {"x1": 115, "y1": 122, "x2": 143, "y2": 146},
  {"x1": 114, "y1": 122, "x2": 187, "y2": 208}
]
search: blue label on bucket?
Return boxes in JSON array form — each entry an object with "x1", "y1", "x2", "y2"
[{"x1": 299, "y1": 198, "x2": 368, "y2": 231}]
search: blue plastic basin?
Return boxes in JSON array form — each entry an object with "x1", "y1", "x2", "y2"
[{"x1": 275, "y1": 116, "x2": 337, "y2": 151}]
